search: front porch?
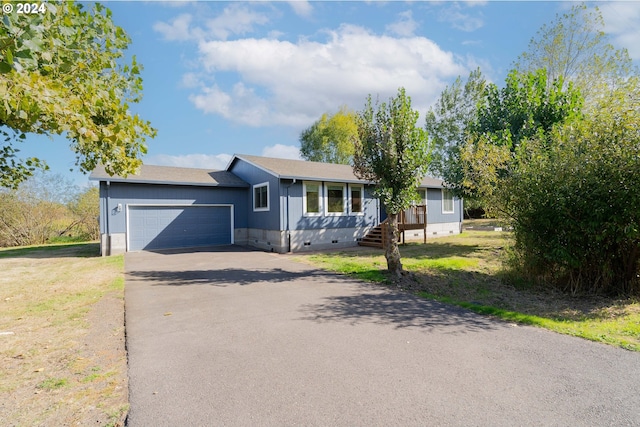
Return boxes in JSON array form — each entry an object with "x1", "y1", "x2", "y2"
[{"x1": 359, "y1": 205, "x2": 427, "y2": 248}]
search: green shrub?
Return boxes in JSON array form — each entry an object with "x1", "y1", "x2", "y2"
[{"x1": 506, "y1": 81, "x2": 640, "y2": 295}]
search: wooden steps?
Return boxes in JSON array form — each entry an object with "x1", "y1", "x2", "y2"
[{"x1": 358, "y1": 224, "x2": 385, "y2": 248}]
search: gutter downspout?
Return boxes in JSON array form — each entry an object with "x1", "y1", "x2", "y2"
[
  {"x1": 285, "y1": 179, "x2": 296, "y2": 253},
  {"x1": 105, "y1": 181, "x2": 110, "y2": 256}
]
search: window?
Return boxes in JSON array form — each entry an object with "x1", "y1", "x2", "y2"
[
  {"x1": 350, "y1": 185, "x2": 363, "y2": 215},
  {"x1": 417, "y1": 189, "x2": 426, "y2": 205},
  {"x1": 303, "y1": 182, "x2": 321, "y2": 215},
  {"x1": 325, "y1": 183, "x2": 346, "y2": 215},
  {"x1": 253, "y1": 182, "x2": 269, "y2": 212},
  {"x1": 442, "y1": 189, "x2": 454, "y2": 214}
]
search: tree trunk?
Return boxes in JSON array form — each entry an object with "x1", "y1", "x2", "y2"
[{"x1": 384, "y1": 213, "x2": 403, "y2": 278}]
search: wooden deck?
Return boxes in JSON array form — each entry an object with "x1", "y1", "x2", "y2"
[{"x1": 359, "y1": 205, "x2": 427, "y2": 248}]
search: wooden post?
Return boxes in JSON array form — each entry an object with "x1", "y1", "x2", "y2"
[{"x1": 423, "y1": 205, "x2": 427, "y2": 244}]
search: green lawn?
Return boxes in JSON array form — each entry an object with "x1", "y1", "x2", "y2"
[{"x1": 297, "y1": 229, "x2": 640, "y2": 351}]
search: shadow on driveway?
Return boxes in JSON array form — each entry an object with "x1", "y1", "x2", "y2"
[
  {"x1": 299, "y1": 290, "x2": 498, "y2": 332},
  {"x1": 126, "y1": 267, "x2": 346, "y2": 287}
]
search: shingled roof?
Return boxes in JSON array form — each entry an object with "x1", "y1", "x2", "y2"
[
  {"x1": 231, "y1": 154, "x2": 444, "y2": 188},
  {"x1": 89, "y1": 164, "x2": 248, "y2": 187}
]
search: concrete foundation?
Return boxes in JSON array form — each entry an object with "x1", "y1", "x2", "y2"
[
  {"x1": 401, "y1": 221, "x2": 462, "y2": 242},
  {"x1": 100, "y1": 233, "x2": 127, "y2": 256}
]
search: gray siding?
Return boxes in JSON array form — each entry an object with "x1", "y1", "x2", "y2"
[
  {"x1": 228, "y1": 159, "x2": 281, "y2": 230},
  {"x1": 101, "y1": 182, "x2": 248, "y2": 234},
  {"x1": 426, "y1": 188, "x2": 463, "y2": 224}
]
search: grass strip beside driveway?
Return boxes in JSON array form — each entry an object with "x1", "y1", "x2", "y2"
[
  {"x1": 0, "y1": 243, "x2": 128, "y2": 426},
  {"x1": 297, "y1": 230, "x2": 640, "y2": 352}
]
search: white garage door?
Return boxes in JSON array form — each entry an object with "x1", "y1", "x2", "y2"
[{"x1": 128, "y1": 205, "x2": 232, "y2": 251}]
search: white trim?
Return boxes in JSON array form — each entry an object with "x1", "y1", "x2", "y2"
[
  {"x1": 125, "y1": 203, "x2": 234, "y2": 252},
  {"x1": 303, "y1": 181, "x2": 323, "y2": 216},
  {"x1": 252, "y1": 181, "x2": 270, "y2": 212},
  {"x1": 442, "y1": 189, "x2": 454, "y2": 214},
  {"x1": 324, "y1": 182, "x2": 347, "y2": 216},
  {"x1": 348, "y1": 184, "x2": 364, "y2": 216}
]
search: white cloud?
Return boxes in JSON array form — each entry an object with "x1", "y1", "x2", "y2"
[
  {"x1": 180, "y1": 72, "x2": 202, "y2": 89},
  {"x1": 205, "y1": 4, "x2": 270, "y2": 40},
  {"x1": 386, "y1": 10, "x2": 419, "y2": 37},
  {"x1": 145, "y1": 153, "x2": 232, "y2": 170},
  {"x1": 439, "y1": 4, "x2": 484, "y2": 32},
  {"x1": 288, "y1": 0, "x2": 313, "y2": 18},
  {"x1": 191, "y1": 24, "x2": 466, "y2": 127},
  {"x1": 261, "y1": 144, "x2": 302, "y2": 160},
  {"x1": 599, "y1": 2, "x2": 640, "y2": 60},
  {"x1": 153, "y1": 13, "x2": 194, "y2": 41},
  {"x1": 154, "y1": 4, "x2": 269, "y2": 42}
]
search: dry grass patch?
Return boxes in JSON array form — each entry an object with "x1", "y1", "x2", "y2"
[{"x1": 0, "y1": 243, "x2": 127, "y2": 426}]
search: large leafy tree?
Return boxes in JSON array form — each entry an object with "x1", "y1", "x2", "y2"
[
  {"x1": 424, "y1": 68, "x2": 486, "y2": 193},
  {"x1": 514, "y1": 3, "x2": 636, "y2": 103},
  {"x1": 0, "y1": 1, "x2": 156, "y2": 188},
  {"x1": 299, "y1": 106, "x2": 358, "y2": 164},
  {"x1": 353, "y1": 88, "x2": 430, "y2": 278},
  {"x1": 457, "y1": 69, "x2": 583, "y2": 205}
]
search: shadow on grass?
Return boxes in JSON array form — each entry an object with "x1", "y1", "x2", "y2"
[
  {"x1": 400, "y1": 242, "x2": 483, "y2": 259},
  {"x1": 298, "y1": 289, "x2": 499, "y2": 332},
  {"x1": 0, "y1": 243, "x2": 100, "y2": 259},
  {"x1": 310, "y1": 242, "x2": 485, "y2": 262},
  {"x1": 411, "y1": 267, "x2": 636, "y2": 323}
]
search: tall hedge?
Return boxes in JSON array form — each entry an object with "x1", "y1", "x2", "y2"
[{"x1": 506, "y1": 80, "x2": 640, "y2": 295}]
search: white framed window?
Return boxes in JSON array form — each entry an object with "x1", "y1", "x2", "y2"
[
  {"x1": 325, "y1": 182, "x2": 346, "y2": 216},
  {"x1": 417, "y1": 189, "x2": 426, "y2": 205},
  {"x1": 253, "y1": 182, "x2": 269, "y2": 212},
  {"x1": 442, "y1": 189, "x2": 454, "y2": 214},
  {"x1": 303, "y1": 182, "x2": 322, "y2": 216},
  {"x1": 349, "y1": 185, "x2": 364, "y2": 215}
]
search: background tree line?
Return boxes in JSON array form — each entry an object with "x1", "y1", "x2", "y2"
[
  {"x1": 300, "y1": 4, "x2": 639, "y2": 295},
  {"x1": 0, "y1": 172, "x2": 99, "y2": 247}
]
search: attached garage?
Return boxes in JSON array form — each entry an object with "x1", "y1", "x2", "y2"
[
  {"x1": 128, "y1": 205, "x2": 233, "y2": 251},
  {"x1": 91, "y1": 165, "x2": 249, "y2": 255}
]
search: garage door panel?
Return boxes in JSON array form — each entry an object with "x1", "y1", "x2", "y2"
[{"x1": 129, "y1": 206, "x2": 231, "y2": 251}]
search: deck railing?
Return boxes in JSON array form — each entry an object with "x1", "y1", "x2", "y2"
[
  {"x1": 379, "y1": 205, "x2": 427, "y2": 247},
  {"x1": 399, "y1": 205, "x2": 426, "y2": 230}
]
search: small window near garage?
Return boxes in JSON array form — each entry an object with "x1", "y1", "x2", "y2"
[
  {"x1": 326, "y1": 183, "x2": 346, "y2": 215},
  {"x1": 303, "y1": 182, "x2": 321, "y2": 215},
  {"x1": 442, "y1": 189, "x2": 454, "y2": 214},
  {"x1": 253, "y1": 182, "x2": 269, "y2": 212},
  {"x1": 350, "y1": 185, "x2": 363, "y2": 215}
]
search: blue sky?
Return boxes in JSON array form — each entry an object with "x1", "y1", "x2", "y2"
[{"x1": 16, "y1": 1, "x2": 640, "y2": 185}]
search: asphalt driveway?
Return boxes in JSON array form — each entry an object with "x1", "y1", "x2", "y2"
[{"x1": 124, "y1": 246, "x2": 640, "y2": 426}]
